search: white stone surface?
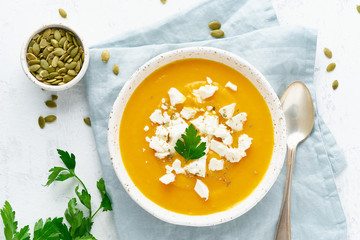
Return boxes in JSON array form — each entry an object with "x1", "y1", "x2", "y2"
[{"x1": 0, "y1": 0, "x2": 359, "y2": 239}]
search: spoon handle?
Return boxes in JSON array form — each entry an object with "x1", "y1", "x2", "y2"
[{"x1": 275, "y1": 145, "x2": 297, "y2": 240}]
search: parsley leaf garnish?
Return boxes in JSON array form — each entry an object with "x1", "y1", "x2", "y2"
[
  {"x1": 96, "y1": 178, "x2": 112, "y2": 212},
  {"x1": 175, "y1": 124, "x2": 206, "y2": 162}
]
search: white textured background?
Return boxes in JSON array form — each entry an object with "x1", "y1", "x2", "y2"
[{"x1": 0, "y1": 0, "x2": 359, "y2": 239}]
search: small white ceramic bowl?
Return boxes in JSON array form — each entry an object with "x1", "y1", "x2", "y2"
[
  {"x1": 20, "y1": 23, "x2": 89, "y2": 91},
  {"x1": 108, "y1": 47, "x2": 286, "y2": 226}
]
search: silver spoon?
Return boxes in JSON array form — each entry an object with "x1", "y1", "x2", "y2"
[{"x1": 275, "y1": 81, "x2": 315, "y2": 240}]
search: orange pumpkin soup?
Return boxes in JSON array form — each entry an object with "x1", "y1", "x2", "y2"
[{"x1": 120, "y1": 58, "x2": 274, "y2": 215}]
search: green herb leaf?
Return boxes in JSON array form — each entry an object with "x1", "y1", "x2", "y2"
[
  {"x1": 33, "y1": 217, "x2": 62, "y2": 240},
  {"x1": 13, "y1": 225, "x2": 30, "y2": 240},
  {"x1": 75, "y1": 186, "x2": 91, "y2": 211},
  {"x1": 64, "y1": 199, "x2": 92, "y2": 238},
  {"x1": 174, "y1": 124, "x2": 206, "y2": 162},
  {"x1": 96, "y1": 178, "x2": 112, "y2": 211},
  {"x1": 45, "y1": 167, "x2": 68, "y2": 186},
  {"x1": 54, "y1": 221, "x2": 71, "y2": 240},
  {"x1": 74, "y1": 234, "x2": 97, "y2": 240},
  {"x1": 57, "y1": 149, "x2": 76, "y2": 170},
  {"x1": 1, "y1": 201, "x2": 18, "y2": 240},
  {"x1": 56, "y1": 173, "x2": 74, "y2": 182}
]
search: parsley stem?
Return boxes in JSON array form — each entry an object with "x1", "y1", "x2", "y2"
[{"x1": 90, "y1": 206, "x2": 102, "y2": 221}]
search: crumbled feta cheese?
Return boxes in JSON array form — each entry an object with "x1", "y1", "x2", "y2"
[
  {"x1": 238, "y1": 134, "x2": 252, "y2": 151},
  {"x1": 206, "y1": 106, "x2": 213, "y2": 111},
  {"x1": 194, "y1": 179, "x2": 209, "y2": 200},
  {"x1": 149, "y1": 109, "x2": 165, "y2": 124},
  {"x1": 210, "y1": 139, "x2": 228, "y2": 157},
  {"x1": 142, "y1": 148, "x2": 146, "y2": 152},
  {"x1": 148, "y1": 136, "x2": 172, "y2": 159},
  {"x1": 145, "y1": 137, "x2": 151, "y2": 142},
  {"x1": 159, "y1": 173, "x2": 175, "y2": 184},
  {"x1": 172, "y1": 159, "x2": 185, "y2": 174},
  {"x1": 209, "y1": 158, "x2": 224, "y2": 171},
  {"x1": 193, "y1": 85, "x2": 218, "y2": 102},
  {"x1": 206, "y1": 77, "x2": 213, "y2": 84},
  {"x1": 161, "y1": 98, "x2": 166, "y2": 104},
  {"x1": 144, "y1": 125, "x2": 149, "y2": 132},
  {"x1": 219, "y1": 103, "x2": 236, "y2": 119},
  {"x1": 167, "y1": 123, "x2": 188, "y2": 147},
  {"x1": 180, "y1": 107, "x2": 197, "y2": 120},
  {"x1": 214, "y1": 124, "x2": 233, "y2": 145},
  {"x1": 165, "y1": 165, "x2": 174, "y2": 174},
  {"x1": 225, "y1": 147, "x2": 245, "y2": 163},
  {"x1": 155, "y1": 125, "x2": 169, "y2": 141},
  {"x1": 168, "y1": 88, "x2": 186, "y2": 106},
  {"x1": 225, "y1": 81, "x2": 238, "y2": 91},
  {"x1": 200, "y1": 136, "x2": 210, "y2": 154},
  {"x1": 161, "y1": 104, "x2": 168, "y2": 110},
  {"x1": 184, "y1": 156, "x2": 206, "y2": 177},
  {"x1": 163, "y1": 112, "x2": 171, "y2": 124},
  {"x1": 226, "y1": 112, "x2": 247, "y2": 131}
]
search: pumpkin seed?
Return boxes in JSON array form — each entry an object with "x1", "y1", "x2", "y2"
[
  {"x1": 357, "y1": 5, "x2": 360, "y2": 14},
  {"x1": 38, "y1": 116, "x2": 45, "y2": 129},
  {"x1": 45, "y1": 100, "x2": 57, "y2": 108},
  {"x1": 35, "y1": 74, "x2": 43, "y2": 81},
  {"x1": 332, "y1": 80, "x2": 339, "y2": 90},
  {"x1": 54, "y1": 30, "x2": 61, "y2": 41},
  {"x1": 66, "y1": 58, "x2": 73, "y2": 63},
  {"x1": 40, "y1": 39, "x2": 49, "y2": 48},
  {"x1": 70, "y1": 47, "x2": 78, "y2": 58},
  {"x1": 43, "y1": 29, "x2": 52, "y2": 38},
  {"x1": 53, "y1": 49, "x2": 66, "y2": 56},
  {"x1": 210, "y1": 29, "x2": 225, "y2": 38},
  {"x1": 101, "y1": 50, "x2": 110, "y2": 62},
  {"x1": 48, "y1": 72, "x2": 58, "y2": 79},
  {"x1": 113, "y1": 64, "x2": 119, "y2": 75},
  {"x1": 40, "y1": 59, "x2": 49, "y2": 70},
  {"x1": 51, "y1": 94, "x2": 58, "y2": 101},
  {"x1": 51, "y1": 56, "x2": 59, "y2": 67},
  {"x1": 57, "y1": 60, "x2": 65, "y2": 68},
  {"x1": 59, "y1": 37, "x2": 67, "y2": 47},
  {"x1": 75, "y1": 61, "x2": 81, "y2": 72},
  {"x1": 26, "y1": 53, "x2": 37, "y2": 61},
  {"x1": 32, "y1": 43, "x2": 40, "y2": 55},
  {"x1": 39, "y1": 70, "x2": 49, "y2": 78},
  {"x1": 45, "y1": 115, "x2": 57, "y2": 123},
  {"x1": 65, "y1": 62, "x2": 77, "y2": 69},
  {"x1": 52, "y1": 80, "x2": 62, "y2": 85},
  {"x1": 326, "y1": 63, "x2": 336, "y2": 72},
  {"x1": 323, "y1": 48, "x2": 332, "y2": 58},
  {"x1": 160, "y1": 0, "x2": 166, "y2": 3},
  {"x1": 63, "y1": 75, "x2": 74, "y2": 83},
  {"x1": 28, "y1": 60, "x2": 40, "y2": 65},
  {"x1": 58, "y1": 67, "x2": 68, "y2": 74},
  {"x1": 27, "y1": 47, "x2": 33, "y2": 54},
  {"x1": 59, "y1": 8, "x2": 67, "y2": 18},
  {"x1": 50, "y1": 39, "x2": 59, "y2": 48},
  {"x1": 29, "y1": 64, "x2": 40, "y2": 72},
  {"x1": 209, "y1": 21, "x2": 221, "y2": 30},
  {"x1": 48, "y1": 67, "x2": 56, "y2": 73},
  {"x1": 83, "y1": 117, "x2": 91, "y2": 126},
  {"x1": 68, "y1": 69, "x2": 77, "y2": 76}
]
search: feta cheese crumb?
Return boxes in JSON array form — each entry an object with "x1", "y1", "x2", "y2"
[
  {"x1": 209, "y1": 158, "x2": 224, "y2": 171},
  {"x1": 159, "y1": 173, "x2": 175, "y2": 184},
  {"x1": 161, "y1": 104, "x2": 168, "y2": 110},
  {"x1": 144, "y1": 125, "x2": 149, "y2": 132},
  {"x1": 148, "y1": 136, "x2": 172, "y2": 159},
  {"x1": 180, "y1": 107, "x2": 197, "y2": 120},
  {"x1": 150, "y1": 109, "x2": 165, "y2": 124},
  {"x1": 193, "y1": 85, "x2": 218, "y2": 102},
  {"x1": 210, "y1": 139, "x2": 228, "y2": 157},
  {"x1": 161, "y1": 98, "x2": 166, "y2": 104},
  {"x1": 168, "y1": 88, "x2": 186, "y2": 106},
  {"x1": 225, "y1": 147, "x2": 245, "y2": 163},
  {"x1": 238, "y1": 134, "x2": 252, "y2": 151},
  {"x1": 226, "y1": 112, "x2": 247, "y2": 131},
  {"x1": 194, "y1": 179, "x2": 209, "y2": 200},
  {"x1": 142, "y1": 148, "x2": 146, "y2": 152},
  {"x1": 219, "y1": 103, "x2": 236, "y2": 119},
  {"x1": 155, "y1": 125, "x2": 169, "y2": 141},
  {"x1": 225, "y1": 81, "x2": 238, "y2": 91},
  {"x1": 214, "y1": 124, "x2": 233, "y2": 145},
  {"x1": 184, "y1": 156, "x2": 206, "y2": 177},
  {"x1": 206, "y1": 77, "x2": 213, "y2": 84},
  {"x1": 206, "y1": 106, "x2": 213, "y2": 111},
  {"x1": 172, "y1": 159, "x2": 185, "y2": 174},
  {"x1": 165, "y1": 165, "x2": 174, "y2": 174}
]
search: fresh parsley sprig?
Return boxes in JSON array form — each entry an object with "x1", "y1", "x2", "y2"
[
  {"x1": 175, "y1": 124, "x2": 206, "y2": 162},
  {"x1": 1, "y1": 149, "x2": 112, "y2": 240}
]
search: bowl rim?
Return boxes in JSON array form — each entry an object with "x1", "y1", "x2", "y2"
[
  {"x1": 108, "y1": 46, "x2": 286, "y2": 226},
  {"x1": 20, "y1": 23, "x2": 90, "y2": 91}
]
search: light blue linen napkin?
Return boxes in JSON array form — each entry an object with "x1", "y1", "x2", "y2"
[{"x1": 84, "y1": 0, "x2": 347, "y2": 239}]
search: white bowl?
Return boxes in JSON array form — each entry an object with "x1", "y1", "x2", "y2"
[
  {"x1": 108, "y1": 47, "x2": 286, "y2": 226},
  {"x1": 20, "y1": 23, "x2": 89, "y2": 91}
]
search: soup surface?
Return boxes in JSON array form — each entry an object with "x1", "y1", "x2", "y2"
[{"x1": 120, "y1": 58, "x2": 274, "y2": 215}]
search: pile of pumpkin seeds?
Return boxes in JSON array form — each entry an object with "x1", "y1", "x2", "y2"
[
  {"x1": 323, "y1": 47, "x2": 338, "y2": 90},
  {"x1": 209, "y1": 21, "x2": 224, "y2": 38},
  {"x1": 26, "y1": 28, "x2": 85, "y2": 86}
]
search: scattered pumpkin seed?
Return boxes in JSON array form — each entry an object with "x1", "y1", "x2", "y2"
[
  {"x1": 38, "y1": 116, "x2": 45, "y2": 129},
  {"x1": 113, "y1": 64, "x2": 119, "y2": 75},
  {"x1": 59, "y1": 8, "x2": 67, "y2": 18},
  {"x1": 45, "y1": 115, "x2": 57, "y2": 123},
  {"x1": 26, "y1": 27, "x2": 84, "y2": 86},
  {"x1": 332, "y1": 80, "x2": 339, "y2": 90},
  {"x1": 45, "y1": 100, "x2": 57, "y2": 108},
  {"x1": 83, "y1": 117, "x2": 91, "y2": 126},
  {"x1": 160, "y1": 0, "x2": 166, "y2": 3},
  {"x1": 51, "y1": 94, "x2": 58, "y2": 101},
  {"x1": 101, "y1": 50, "x2": 110, "y2": 62},
  {"x1": 326, "y1": 63, "x2": 336, "y2": 72},
  {"x1": 357, "y1": 5, "x2": 360, "y2": 14},
  {"x1": 209, "y1": 21, "x2": 221, "y2": 30},
  {"x1": 210, "y1": 29, "x2": 225, "y2": 38},
  {"x1": 323, "y1": 48, "x2": 332, "y2": 58}
]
